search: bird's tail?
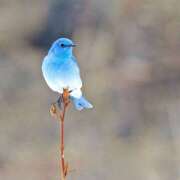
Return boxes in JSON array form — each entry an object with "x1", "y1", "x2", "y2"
[{"x1": 71, "y1": 96, "x2": 93, "y2": 111}]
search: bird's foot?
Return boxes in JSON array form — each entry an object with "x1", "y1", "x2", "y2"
[{"x1": 57, "y1": 96, "x2": 63, "y2": 109}]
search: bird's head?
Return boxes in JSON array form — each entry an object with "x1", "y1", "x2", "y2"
[{"x1": 48, "y1": 38, "x2": 76, "y2": 57}]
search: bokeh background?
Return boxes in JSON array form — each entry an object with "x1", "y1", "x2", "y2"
[{"x1": 0, "y1": 0, "x2": 180, "y2": 179}]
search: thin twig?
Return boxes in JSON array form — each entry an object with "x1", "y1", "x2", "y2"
[{"x1": 50, "y1": 89, "x2": 70, "y2": 180}]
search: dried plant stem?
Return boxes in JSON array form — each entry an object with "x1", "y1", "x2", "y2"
[
  {"x1": 60, "y1": 110, "x2": 65, "y2": 179},
  {"x1": 50, "y1": 89, "x2": 70, "y2": 180},
  {"x1": 60, "y1": 100, "x2": 69, "y2": 179}
]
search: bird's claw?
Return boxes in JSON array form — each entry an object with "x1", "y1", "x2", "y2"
[{"x1": 57, "y1": 96, "x2": 63, "y2": 109}]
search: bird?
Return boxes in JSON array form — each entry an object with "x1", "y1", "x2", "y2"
[{"x1": 42, "y1": 37, "x2": 93, "y2": 110}]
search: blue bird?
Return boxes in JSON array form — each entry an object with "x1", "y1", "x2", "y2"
[{"x1": 42, "y1": 38, "x2": 93, "y2": 110}]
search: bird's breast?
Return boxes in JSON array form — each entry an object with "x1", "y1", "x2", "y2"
[{"x1": 42, "y1": 56, "x2": 82, "y2": 93}]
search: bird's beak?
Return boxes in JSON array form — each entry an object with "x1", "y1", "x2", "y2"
[
  {"x1": 64, "y1": 44, "x2": 76, "y2": 47},
  {"x1": 71, "y1": 44, "x2": 76, "y2": 47}
]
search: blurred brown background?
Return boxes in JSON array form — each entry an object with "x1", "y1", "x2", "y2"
[{"x1": 0, "y1": 0, "x2": 180, "y2": 179}]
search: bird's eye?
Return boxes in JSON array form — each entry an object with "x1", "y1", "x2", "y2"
[{"x1": 61, "y1": 44, "x2": 65, "y2": 48}]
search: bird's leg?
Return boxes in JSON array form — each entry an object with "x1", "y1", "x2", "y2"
[
  {"x1": 57, "y1": 89, "x2": 71, "y2": 110},
  {"x1": 57, "y1": 95, "x2": 63, "y2": 110}
]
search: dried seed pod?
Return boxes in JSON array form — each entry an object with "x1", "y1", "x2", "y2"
[{"x1": 50, "y1": 103, "x2": 57, "y2": 117}]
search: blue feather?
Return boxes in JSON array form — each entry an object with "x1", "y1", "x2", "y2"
[
  {"x1": 71, "y1": 96, "x2": 93, "y2": 111},
  {"x1": 42, "y1": 37, "x2": 93, "y2": 110}
]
